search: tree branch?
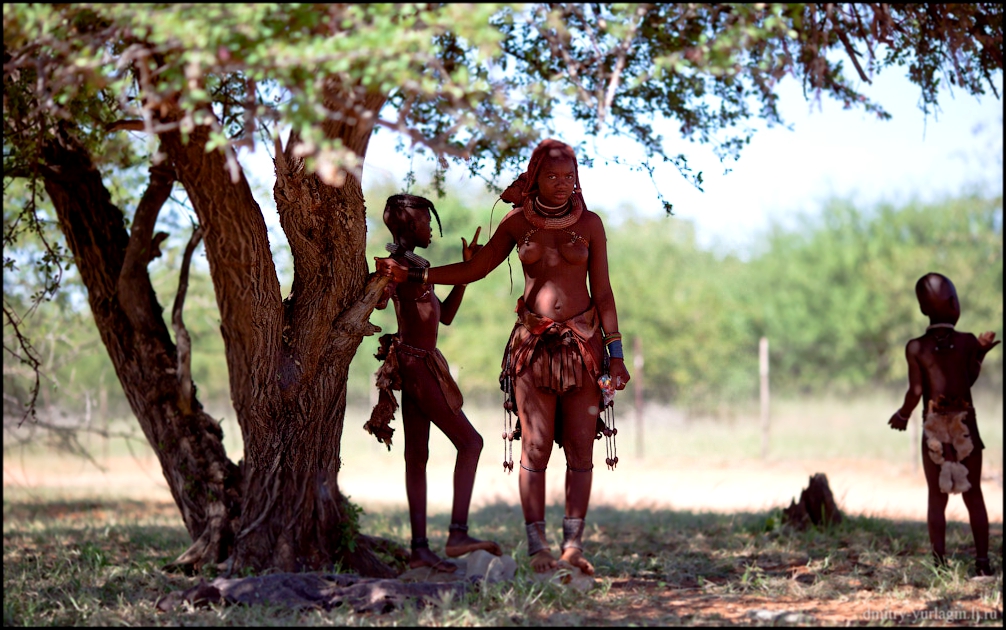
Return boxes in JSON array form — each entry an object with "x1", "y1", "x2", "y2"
[
  {"x1": 332, "y1": 273, "x2": 389, "y2": 339},
  {"x1": 536, "y1": 10, "x2": 595, "y2": 106},
  {"x1": 158, "y1": 118, "x2": 284, "y2": 425},
  {"x1": 117, "y1": 156, "x2": 176, "y2": 335},
  {"x1": 172, "y1": 224, "x2": 204, "y2": 416},
  {"x1": 373, "y1": 117, "x2": 477, "y2": 160},
  {"x1": 599, "y1": 4, "x2": 651, "y2": 128},
  {"x1": 2, "y1": 302, "x2": 43, "y2": 427},
  {"x1": 831, "y1": 11, "x2": 871, "y2": 83},
  {"x1": 106, "y1": 119, "x2": 146, "y2": 132}
]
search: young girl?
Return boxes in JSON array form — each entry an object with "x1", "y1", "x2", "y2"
[{"x1": 370, "y1": 194, "x2": 500, "y2": 572}]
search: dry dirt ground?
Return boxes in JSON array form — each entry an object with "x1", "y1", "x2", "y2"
[
  {"x1": 8, "y1": 449, "x2": 1000, "y2": 523},
  {"x1": 4, "y1": 454, "x2": 1002, "y2": 625}
]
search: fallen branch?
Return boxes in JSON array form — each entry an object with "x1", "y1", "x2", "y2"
[{"x1": 155, "y1": 572, "x2": 468, "y2": 614}]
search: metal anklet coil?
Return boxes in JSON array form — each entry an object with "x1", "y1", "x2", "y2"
[
  {"x1": 561, "y1": 517, "x2": 585, "y2": 552},
  {"x1": 526, "y1": 520, "x2": 549, "y2": 556}
]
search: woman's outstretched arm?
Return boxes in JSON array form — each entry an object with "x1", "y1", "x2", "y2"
[
  {"x1": 377, "y1": 209, "x2": 519, "y2": 285},
  {"x1": 440, "y1": 227, "x2": 482, "y2": 325}
]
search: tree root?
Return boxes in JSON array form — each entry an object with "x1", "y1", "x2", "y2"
[
  {"x1": 163, "y1": 502, "x2": 230, "y2": 575},
  {"x1": 342, "y1": 534, "x2": 401, "y2": 579}
]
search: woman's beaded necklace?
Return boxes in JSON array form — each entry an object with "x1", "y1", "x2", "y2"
[{"x1": 522, "y1": 195, "x2": 584, "y2": 230}]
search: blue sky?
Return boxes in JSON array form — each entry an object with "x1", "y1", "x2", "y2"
[{"x1": 352, "y1": 70, "x2": 1003, "y2": 252}]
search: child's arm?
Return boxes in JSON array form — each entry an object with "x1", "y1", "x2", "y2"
[
  {"x1": 440, "y1": 227, "x2": 482, "y2": 326},
  {"x1": 439, "y1": 285, "x2": 466, "y2": 325},
  {"x1": 889, "y1": 339, "x2": 923, "y2": 431},
  {"x1": 969, "y1": 331, "x2": 1000, "y2": 385}
]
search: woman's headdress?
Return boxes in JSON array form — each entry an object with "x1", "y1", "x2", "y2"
[{"x1": 499, "y1": 139, "x2": 585, "y2": 210}]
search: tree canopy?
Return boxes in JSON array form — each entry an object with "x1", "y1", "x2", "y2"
[
  {"x1": 6, "y1": 3, "x2": 1002, "y2": 348},
  {"x1": 7, "y1": 3, "x2": 1001, "y2": 192}
]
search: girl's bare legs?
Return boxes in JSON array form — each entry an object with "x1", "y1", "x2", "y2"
[
  {"x1": 433, "y1": 409, "x2": 501, "y2": 558},
  {"x1": 516, "y1": 375, "x2": 558, "y2": 572},
  {"x1": 921, "y1": 440, "x2": 949, "y2": 565},
  {"x1": 402, "y1": 395, "x2": 455, "y2": 570},
  {"x1": 404, "y1": 372, "x2": 501, "y2": 567}
]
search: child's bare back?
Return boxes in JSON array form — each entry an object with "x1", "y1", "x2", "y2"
[
  {"x1": 888, "y1": 272, "x2": 999, "y2": 577},
  {"x1": 904, "y1": 329, "x2": 994, "y2": 405}
]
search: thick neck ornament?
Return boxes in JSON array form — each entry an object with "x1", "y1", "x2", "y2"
[
  {"x1": 523, "y1": 195, "x2": 584, "y2": 230},
  {"x1": 385, "y1": 243, "x2": 429, "y2": 268}
]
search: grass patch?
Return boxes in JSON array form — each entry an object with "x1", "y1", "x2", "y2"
[
  {"x1": 4, "y1": 497, "x2": 1002, "y2": 626},
  {"x1": 4, "y1": 393, "x2": 1002, "y2": 624}
]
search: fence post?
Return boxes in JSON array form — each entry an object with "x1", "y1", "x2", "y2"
[
  {"x1": 84, "y1": 389, "x2": 92, "y2": 451},
  {"x1": 633, "y1": 336, "x2": 644, "y2": 458},
  {"x1": 760, "y1": 337, "x2": 770, "y2": 460}
]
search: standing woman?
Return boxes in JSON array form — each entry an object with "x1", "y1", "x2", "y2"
[{"x1": 376, "y1": 139, "x2": 630, "y2": 575}]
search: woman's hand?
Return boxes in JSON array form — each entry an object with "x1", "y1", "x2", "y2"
[
  {"x1": 461, "y1": 226, "x2": 482, "y2": 262},
  {"x1": 375, "y1": 257, "x2": 408, "y2": 283},
  {"x1": 609, "y1": 358, "x2": 630, "y2": 391}
]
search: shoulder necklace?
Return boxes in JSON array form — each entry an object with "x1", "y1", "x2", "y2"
[{"x1": 523, "y1": 195, "x2": 584, "y2": 230}]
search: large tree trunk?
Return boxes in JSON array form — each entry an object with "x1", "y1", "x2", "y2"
[
  {"x1": 156, "y1": 85, "x2": 393, "y2": 575},
  {"x1": 37, "y1": 83, "x2": 395, "y2": 576},
  {"x1": 39, "y1": 125, "x2": 243, "y2": 572}
]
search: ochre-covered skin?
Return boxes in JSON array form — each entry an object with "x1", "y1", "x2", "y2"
[
  {"x1": 376, "y1": 194, "x2": 501, "y2": 572},
  {"x1": 888, "y1": 272, "x2": 999, "y2": 576},
  {"x1": 377, "y1": 140, "x2": 631, "y2": 575}
]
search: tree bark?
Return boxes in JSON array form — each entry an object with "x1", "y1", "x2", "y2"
[
  {"x1": 36, "y1": 83, "x2": 395, "y2": 575},
  {"x1": 155, "y1": 86, "x2": 393, "y2": 575},
  {"x1": 39, "y1": 125, "x2": 242, "y2": 572}
]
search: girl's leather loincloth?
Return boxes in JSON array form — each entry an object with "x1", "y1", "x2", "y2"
[
  {"x1": 921, "y1": 397, "x2": 984, "y2": 457},
  {"x1": 365, "y1": 334, "x2": 464, "y2": 449},
  {"x1": 395, "y1": 339, "x2": 464, "y2": 416}
]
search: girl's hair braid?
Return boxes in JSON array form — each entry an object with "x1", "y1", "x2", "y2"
[{"x1": 384, "y1": 193, "x2": 443, "y2": 238}]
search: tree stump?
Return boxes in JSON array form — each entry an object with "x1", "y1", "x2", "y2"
[{"x1": 782, "y1": 473, "x2": 843, "y2": 530}]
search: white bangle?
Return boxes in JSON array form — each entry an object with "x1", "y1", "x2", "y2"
[{"x1": 895, "y1": 409, "x2": 909, "y2": 421}]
